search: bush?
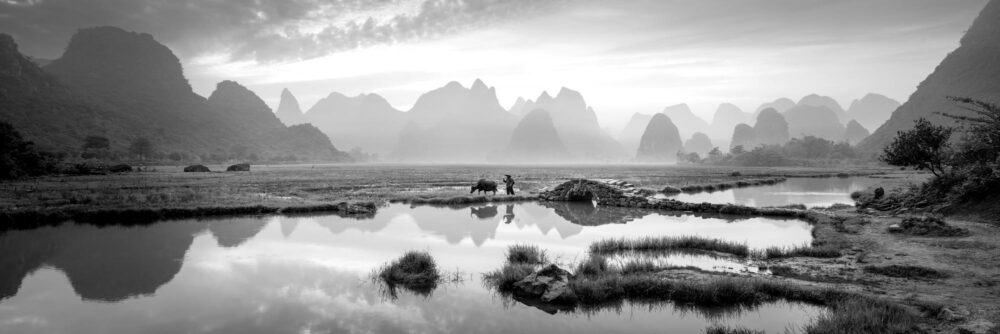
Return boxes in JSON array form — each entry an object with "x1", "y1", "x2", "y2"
[
  {"x1": 575, "y1": 255, "x2": 609, "y2": 277},
  {"x1": 891, "y1": 216, "x2": 970, "y2": 237},
  {"x1": 706, "y1": 326, "x2": 764, "y2": 334}
]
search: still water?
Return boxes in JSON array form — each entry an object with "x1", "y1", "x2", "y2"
[
  {"x1": 0, "y1": 202, "x2": 822, "y2": 334},
  {"x1": 662, "y1": 177, "x2": 882, "y2": 208}
]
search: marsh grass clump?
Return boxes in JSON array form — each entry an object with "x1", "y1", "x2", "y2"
[
  {"x1": 376, "y1": 250, "x2": 441, "y2": 294},
  {"x1": 763, "y1": 245, "x2": 841, "y2": 259},
  {"x1": 482, "y1": 263, "x2": 535, "y2": 292},
  {"x1": 863, "y1": 265, "x2": 949, "y2": 279},
  {"x1": 590, "y1": 236, "x2": 750, "y2": 257},
  {"x1": 506, "y1": 244, "x2": 548, "y2": 265},
  {"x1": 575, "y1": 254, "x2": 610, "y2": 277},
  {"x1": 806, "y1": 297, "x2": 918, "y2": 334},
  {"x1": 705, "y1": 326, "x2": 764, "y2": 334}
]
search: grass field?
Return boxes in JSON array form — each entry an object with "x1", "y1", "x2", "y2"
[{"x1": 0, "y1": 163, "x2": 888, "y2": 214}]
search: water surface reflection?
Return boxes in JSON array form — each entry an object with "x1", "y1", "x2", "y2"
[{"x1": 0, "y1": 203, "x2": 820, "y2": 334}]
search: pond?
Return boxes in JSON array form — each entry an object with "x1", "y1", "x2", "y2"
[
  {"x1": 0, "y1": 203, "x2": 823, "y2": 334},
  {"x1": 660, "y1": 177, "x2": 883, "y2": 208}
]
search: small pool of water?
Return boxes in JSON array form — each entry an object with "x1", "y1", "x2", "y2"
[
  {"x1": 659, "y1": 177, "x2": 883, "y2": 208},
  {"x1": 0, "y1": 202, "x2": 820, "y2": 334}
]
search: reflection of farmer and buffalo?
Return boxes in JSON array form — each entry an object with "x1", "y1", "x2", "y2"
[{"x1": 470, "y1": 175, "x2": 516, "y2": 195}]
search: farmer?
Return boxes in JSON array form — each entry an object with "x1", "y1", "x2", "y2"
[{"x1": 503, "y1": 174, "x2": 515, "y2": 195}]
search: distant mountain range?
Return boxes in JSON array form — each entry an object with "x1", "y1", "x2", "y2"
[
  {"x1": 861, "y1": 0, "x2": 1000, "y2": 152},
  {"x1": 0, "y1": 26, "x2": 347, "y2": 162}
]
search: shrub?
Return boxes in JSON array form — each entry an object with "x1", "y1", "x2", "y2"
[{"x1": 482, "y1": 263, "x2": 535, "y2": 292}]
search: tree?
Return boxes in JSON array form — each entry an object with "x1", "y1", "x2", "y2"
[
  {"x1": 82, "y1": 136, "x2": 110, "y2": 150},
  {"x1": 730, "y1": 145, "x2": 745, "y2": 155},
  {"x1": 0, "y1": 121, "x2": 60, "y2": 179},
  {"x1": 708, "y1": 147, "x2": 722, "y2": 157},
  {"x1": 881, "y1": 118, "x2": 952, "y2": 177},
  {"x1": 129, "y1": 137, "x2": 155, "y2": 160}
]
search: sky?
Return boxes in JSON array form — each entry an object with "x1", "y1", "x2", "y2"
[{"x1": 0, "y1": 0, "x2": 990, "y2": 132}]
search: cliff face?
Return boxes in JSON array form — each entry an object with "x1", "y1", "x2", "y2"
[{"x1": 861, "y1": 0, "x2": 1000, "y2": 151}]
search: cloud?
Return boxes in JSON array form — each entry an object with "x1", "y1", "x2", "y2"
[{"x1": 0, "y1": 0, "x2": 566, "y2": 61}]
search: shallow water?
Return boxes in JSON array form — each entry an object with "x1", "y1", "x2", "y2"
[
  {"x1": 0, "y1": 203, "x2": 821, "y2": 334},
  {"x1": 661, "y1": 177, "x2": 882, "y2": 208}
]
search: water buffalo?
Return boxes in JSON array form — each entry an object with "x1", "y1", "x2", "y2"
[{"x1": 471, "y1": 179, "x2": 498, "y2": 195}]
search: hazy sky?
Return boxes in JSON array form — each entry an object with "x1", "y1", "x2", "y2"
[{"x1": 0, "y1": 0, "x2": 989, "y2": 131}]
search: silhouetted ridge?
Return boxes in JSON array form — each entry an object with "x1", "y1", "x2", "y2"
[
  {"x1": 753, "y1": 108, "x2": 789, "y2": 146},
  {"x1": 846, "y1": 93, "x2": 900, "y2": 132},
  {"x1": 844, "y1": 120, "x2": 870, "y2": 145},
  {"x1": 275, "y1": 88, "x2": 306, "y2": 126}
]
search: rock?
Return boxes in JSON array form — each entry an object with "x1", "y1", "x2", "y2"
[
  {"x1": 513, "y1": 264, "x2": 577, "y2": 304},
  {"x1": 183, "y1": 164, "x2": 210, "y2": 172},
  {"x1": 661, "y1": 186, "x2": 682, "y2": 194},
  {"x1": 873, "y1": 187, "x2": 885, "y2": 200},
  {"x1": 226, "y1": 163, "x2": 250, "y2": 172},
  {"x1": 940, "y1": 306, "x2": 970, "y2": 322},
  {"x1": 958, "y1": 319, "x2": 995, "y2": 334},
  {"x1": 108, "y1": 164, "x2": 132, "y2": 173}
]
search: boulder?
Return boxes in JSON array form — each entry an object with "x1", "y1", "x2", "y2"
[
  {"x1": 108, "y1": 164, "x2": 132, "y2": 173},
  {"x1": 226, "y1": 163, "x2": 250, "y2": 172},
  {"x1": 513, "y1": 264, "x2": 577, "y2": 303},
  {"x1": 661, "y1": 186, "x2": 682, "y2": 194},
  {"x1": 183, "y1": 165, "x2": 210, "y2": 172}
]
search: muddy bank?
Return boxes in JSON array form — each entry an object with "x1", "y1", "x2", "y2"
[{"x1": 0, "y1": 201, "x2": 378, "y2": 231}]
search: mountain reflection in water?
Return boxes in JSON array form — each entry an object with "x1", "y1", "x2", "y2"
[{"x1": 0, "y1": 202, "x2": 819, "y2": 334}]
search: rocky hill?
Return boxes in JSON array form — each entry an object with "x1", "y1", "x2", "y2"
[
  {"x1": 798, "y1": 94, "x2": 849, "y2": 123},
  {"x1": 708, "y1": 103, "x2": 751, "y2": 141},
  {"x1": 502, "y1": 109, "x2": 570, "y2": 162},
  {"x1": 305, "y1": 91, "x2": 406, "y2": 155},
  {"x1": 844, "y1": 120, "x2": 871, "y2": 145},
  {"x1": 845, "y1": 93, "x2": 900, "y2": 132},
  {"x1": 862, "y1": 0, "x2": 1000, "y2": 151},
  {"x1": 783, "y1": 105, "x2": 847, "y2": 140},
  {"x1": 753, "y1": 108, "x2": 790, "y2": 146},
  {"x1": 662, "y1": 103, "x2": 709, "y2": 139},
  {"x1": 683, "y1": 132, "x2": 714, "y2": 156},
  {"x1": 274, "y1": 88, "x2": 307, "y2": 126},
  {"x1": 636, "y1": 114, "x2": 683, "y2": 162},
  {"x1": 618, "y1": 112, "x2": 653, "y2": 154},
  {"x1": 1, "y1": 26, "x2": 347, "y2": 161}
]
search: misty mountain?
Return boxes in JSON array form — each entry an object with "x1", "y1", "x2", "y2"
[
  {"x1": 392, "y1": 80, "x2": 516, "y2": 161},
  {"x1": 797, "y1": 94, "x2": 849, "y2": 123},
  {"x1": 753, "y1": 108, "x2": 790, "y2": 146},
  {"x1": 304, "y1": 91, "x2": 406, "y2": 155},
  {"x1": 531, "y1": 88, "x2": 626, "y2": 160},
  {"x1": 844, "y1": 119, "x2": 870, "y2": 145},
  {"x1": 508, "y1": 97, "x2": 534, "y2": 117},
  {"x1": 753, "y1": 98, "x2": 796, "y2": 117},
  {"x1": 730, "y1": 123, "x2": 757, "y2": 151},
  {"x1": 636, "y1": 114, "x2": 683, "y2": 162},
  {"x1": 683, "y1": 132, "x2": 714, "y2": 156},
  {"x1": 845, "y1": 93, "x2": 901, "y2": 132},
  {"x1": 274, "y1": 88, "x2": 307, "y2": 126},
  {"x1": 661, "y1": 103, "x2": 710, "y2": 139},
  {"x1": 617, "y1": 112, "x2": 653, "y2": 154},
  {"x1": 501, "y1": 109, "x2": 570, "y2": 162},
  {"x1": 708, "y1": 103, "x2": 751, "y2": 141},
  {"x1": 862, "y1": 0, "x2": 1000, "y2": 151},
  {"x1": 782, "y1": 105, "x2": 847, "y2": 141},
  {"x1": 3, "y1": 26, "x2": 347, "y2": 161}
]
